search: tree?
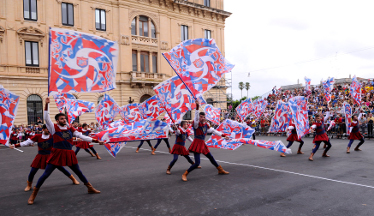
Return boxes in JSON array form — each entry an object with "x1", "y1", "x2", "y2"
[
  {"x1": 238, "y1": 82, "x2": 244, "y2": 98},
  {"x1": 252, "y1": 96, "x2": 261, "y2": 101},
  {"x1": 245, "y1": 82, "x2": 250, "y2": 97}
]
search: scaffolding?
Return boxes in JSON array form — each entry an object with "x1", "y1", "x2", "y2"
[{"x1": 204, "y1": 73, "x2": 232, "y2": 113}]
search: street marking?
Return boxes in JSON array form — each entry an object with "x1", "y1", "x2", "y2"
[{"x1": 125, "y1": 146, "x2": 374, "y2": 189}]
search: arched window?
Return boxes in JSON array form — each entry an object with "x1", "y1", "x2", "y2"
[
  {"x1": 131, "y1": 16, "x2": 156, "y2": 38},
  {"x1": 97, "y1": 95, "x2": 104, "y2": 104},
  {"x1": 140, "y1": 94, "x2": 152, "y2": 103},
  {"x1": 207, "y1": 98, "x2": 214, "y2": 105},
  {"x1": 27, "y1": 94, "x2": 43, "y2": 125}
]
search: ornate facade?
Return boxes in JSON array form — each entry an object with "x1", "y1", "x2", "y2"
[{"x1": 0, "y1": 0, "x2": 231, "y2": 125}]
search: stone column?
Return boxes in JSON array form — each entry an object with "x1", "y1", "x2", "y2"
[
  {"x1": 137, "y1": 50, "x2": 141, "y2": 72},
  {"x1": 149, "y1": 52, "x2": 153, "y2": 73}
]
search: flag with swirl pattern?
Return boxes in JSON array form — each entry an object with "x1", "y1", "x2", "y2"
[
  {"x1": 322, "y1": 77, "x2": 335, "y2": 102},
  {"x1": 108, "y1": 120, "x2": 125, "y2": 129},
  {"x1": 343, "y1": 102, "x2": 352, "y2": 135},
  {"x1": 305, "y1": 77, "x2": 311, "y2": 96},
  {"x1": 288, "y1": 96, "x2": 309, "y2": 139},
  {"x1": 94, "y1": 119, "x2": 168, "y2": 143},
  {"x1": 65, "y1": 98, "x2": 95, "y2": 124},
  {"x1": 235, "y1": 98, "x2": 254, "y2": 122},
  {"x1": 95, "y1": 94, "x2": 120, "y2": 128},
  {"x1": 103, "y1": 142, "x2": 127, "y2": 158},
  {"x1": 52, "y1": 93, "x2": 76, "y2": 113},
  {"x1": 120, "y1": 104, "x2": 144, "y2": 124},
  {"x1": 268, "y1": 101, "x2": 292, "y2": 133},
  {"x1": 350, "y1": 75, "x2": 361, "y2": 105},
  {"x1": 253, "y1": 99, "x2": 268, "y2": 119},
  {"x1": 163, "y1": 38, "x2": 234, "y2": 99},
  {"x1": 138, "y1": 95, "x2": 165, "y2": 120},
  {"x1": 0, "y1": 85, "x2": 20, "y2": 145},
  {"x1": 206, "y1": 119, "x2": 255, "y2": 150},
  {"x1": 204, "y1": 104, "x2": 221, "y2": 125},
  {"x1": 48, "y1": 28, "x2": 118, "y2": 94},
  {"x1": 239, "y1": 139, "x2": 291, "y2": 154},
  {"x1": 154, "y1": 76, "x2": 206, "y2": 123}
]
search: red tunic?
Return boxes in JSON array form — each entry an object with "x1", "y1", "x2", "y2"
[
  {"x1": 47, "y1": 124, "x2": 78, "y2": 166},
  {"x1": 188, "y1": 121, "x2": 210, "y2": 155},
  {"x1": 287, "y1": 124, "x2": 301, "y2": 142},
  {"x1": 75, "y1": 130, "x2": 93, "y2": 149},
  {"x1": 171, "y1": 128, "x2": 190, "y2": 156},
  {"x1": 313, "y1": 122, "x2": 329, "y2": 143},
  {"x1": 29, "y1": 134, "x2": 54, "y2": 169},
  {"x1": 348, "y1": 122, "x2": 363, "y2": 140}
]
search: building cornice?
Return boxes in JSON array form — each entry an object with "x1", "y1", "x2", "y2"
[{"x1": 172, "y1": 0, "x2": 232, "y2": 18}]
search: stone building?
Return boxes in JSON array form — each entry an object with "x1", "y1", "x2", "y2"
[{"x1": 0, "y1": 0, "x2": 231, "y2": 125}]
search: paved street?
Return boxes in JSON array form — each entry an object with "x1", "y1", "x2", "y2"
[{"x1": 1, "y1": 136, "x2": 374, "y2": 216}]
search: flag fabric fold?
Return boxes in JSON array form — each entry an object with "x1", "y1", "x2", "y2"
[
  {"x1": 65, "y1": 98, "x2": 95, "y2": 124},
  {"x1": 350, "y1": 75, "x2": 361, "y2": 105},
  {"x1": 322, "y1": 77, "x2": 335, "y2": 102},
  {"x1": 0, "y1": 85, "x2": 20, "y2": 145},
  {"x1": 120, "y1": 103, "x2": 144, "y2": 124},
  {"x1": 95, "y1": 94, "x2": 120, "y2": 128},
  {"x1": 288, "y1": 96, "x2": 309, "y2": 139},
  {"x1": 52, "y1": 93, "x2": 76, "y2": 113},
  {"x1": 103, "y1": 142, "x2": 127, "y2": 158},
  {"x1": 204, "y1": 105, "x2": 221, "y2": 125},
  {"x1": 138, "y1": 95, "x2": 165, "y2": 121},
  {"x1": 305, "y1": 77, "x2": 311, "y2": 97},
  {"x1": 235, "y1": 98, "x2": 254, "y2": 122},
  {"x1": 48, "y1": 28, "x2": 118, "y2": 94},
  {"x1": 239, "y1": 140, "x2": 291, "y2": 154},
  {"x1": 253, "y1": 99, "x2": 268, "y2": 119},
  {"x1": 206, "y1": 119, "x2": 255, "y2": 150},
  {"x1": 343, "y1": 102, "x2": 352, "y2": 135},
  {"x1": 268, "y1": 101, "x2": 292, "y2": 133}
]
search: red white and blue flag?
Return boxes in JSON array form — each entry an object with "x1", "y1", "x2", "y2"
[
  {"x1": 48, "y1": 28, "x2": 118, "y2": 94},
  {"x1": 253, "y1": 99, "x2": 268, "y2": 119},
  {"x1": 350, "y1": 75, "x2": 361, "y2": 105},
  {"x1": 64, "y1": 98, "x2": 95, "y2": 124},
  {"x1": 239, "y1": 140, "x2": 291, "y2": 154},
  {"x1": 206, "y1": 119, "x2": 255, "y2": 150},
  {"x1": 322, "y1": 77, "x2": 334, "y2": 102},
  {"x1": 95, "y1": 94, "x2": 120, "y2": 129},
  {"x1": 103, "y1": 142, "x2": 127, "y2": 158},
  {"x1": 305, "y1": 77, "x2": 311, "y2": 97},
  {"x1": 163, "y1": 38, "x2": 234, "y2": 100},
  {"x1": 138, "y1": 95, "x2": 165, "y2": 121},
  {"x1": 0, "y1": 85, "x2": 20, "y2": 145},
  {"x1": 268, "y1": 101, "x2": 292, "y2": 133},
  {"x1": 204, "y1": 104, "x2": 221, "y2": 125},
  {"x1": 288, "y1": 96, "x2": 309, "y2": 139},
  {"x1": 52, "y1": 93, "x2": 76, "y2": 113},
  {"x1": 235, "y1": 98, "x2": 254, "y2": 122},
  {"x1": 120, "y1": 103, "x2": 144, "y2": 124},
  {"x1": 343, "y1": 102, "x2": 352, "y2": 135}
]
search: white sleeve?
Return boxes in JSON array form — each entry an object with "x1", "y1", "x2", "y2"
[
  {"x1": 187, "y1": 136, "x2": 193, "y2": 142},
  {"x1": 19, "y1": 138, "x2": 35, "y2": 147},
  {"x1": 44, "y1": 107, "x2": 55, "y2": 135},
  {"x1": 208, "y1": 127, "x2": 223, "y2": 136},
  {"x1": 311, "y1": 125, "x2": 317, "y2": 129},
  {"x1": 193, "y1": 110, "x2": 199, "y2": 129},
  {"x1": 169, "y1": 126, "x2": 174, "y2": 133},
  {"x1": 175, "y1": 128, "x2": 181, "y2": 136},
  {"x1": 358, "y1": 113, "x2": 363, "y2": 121},
  {"x1": 288, "y1": 126, "x2": 294, "y2": 130},
  {"x1": 73, "y1": 131, "x2": 93, "y2": 142},
  {"x1": 323, "y1": 111, "x2": 331, "y2": 122}
]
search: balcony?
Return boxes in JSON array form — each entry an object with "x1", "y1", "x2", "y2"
[
  {"x1": 131, "y1": 35, "x2": 158, "y2": 47},
  {"x1": 128, "y1": 71, "x2": 166, "y2": 88}
]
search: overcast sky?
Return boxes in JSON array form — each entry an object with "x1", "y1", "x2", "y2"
[{"x1": 224, "y1": 0, "x2": 374, "y2": 100}]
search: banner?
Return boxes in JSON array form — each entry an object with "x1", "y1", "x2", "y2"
[
  {"x1": 239, "y1": 140, "x2": 291, "y2": 154},
  {"x1": 95, "y1": 94, "x2": 120, "y2": 128},
  {"x1": 305, "y1": 77, "x2": 311, "y2": 97},
  {"x1": 288, "y1": 96, "x2": 309, "y2": 139},
  {"x1": 206, "y1": 119, "x2": 255, "y2": 150},
  {"x1": 163, "y1": 38, "x2": 234, "y2": 99},
  {"x1": 138, "y1": 95, "x2": 165, "y2": 120},
  {"x1": 235, "y1": 98, "x2": 254, "y2": 122},
  {"x1": 65, "y1": 98, "x2": 95, "y2": 124},
  {"x1": 0, "y1": 85, "x2": 20, "y2": 145},
  {"x1": 350, "y1": 75, "x2": 361, "y2": 105},
  {"x1": 204, "y1": 105, "x2": 221, "y2": 125},
  {"x1": 48, "y1": 28, "x2": 118, "y2": 94},
  {"x1": 120, "y1": 103, "x2": 143, "y2": 124},
  {"x1": 322, "y1": 77, "x2": 334, "y2": 102},
  {"x1": 52, "y1": 93, "x2": 76, "y2": 113},
  {"x1": 343, "y1": 102, "x2": 352, "y2": 135},
  {"x1": 268, "y1": 101, "x2": 292, "y2": 133},
  {"x1": 253, "y1": 99, "x2": 268, "y2": 119},
  {"x1": 103, "y1": 142, "x2": 127, "y2": 158}
]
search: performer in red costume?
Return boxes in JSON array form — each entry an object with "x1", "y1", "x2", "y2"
[
  {"x1": 280, "y1": 123, "x2": 304, "y2": 157},
  {"x1": 75, "y1": 123, "x2": 101, "y2": 159},
  {"x1": 182, "y1": 101, "x2": 229, "y2": 182},
  {"x1": 308, "y1": 111, "x2": 332, "y2": 161},
  {"x1": 27, "y1": 97, "x2": 104, "y2": 205},
  {"x1": 346, "y1": 113, "x2": 365, "y2": 153},
  {"x1": 10, "y1": 125, "x2": 79, "y2": 191}
]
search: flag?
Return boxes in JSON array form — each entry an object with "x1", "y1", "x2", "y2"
[
  {"x1": 103, "y1": 142, "x2": 127, "y2": 158},
  {"x1": 206, "y1": 119, "x2": 255, "y2": 150},
  {"x1": 268, "y1": 101, "x2": 292, "y2": 133},
  {"x1": 343, "y1": 102, "x2": 352, "y2": 135},
  {"x1": 154, "y1": 76, "x2": 206, "y2": 123},
  {"x1": 120, "y1": 103, "x2": 144, "y2": 124},
  {"x1": 108, "y1": 120, "x2": 125, "y2": 129},
  {"x1": 138, "y1": 95, "x2": 165, "y2": 120},
  {"x1": 239, "y1": 140, "x2": 291, "y2": 154},
  {"x1": 204, "y1": 104, "x2": 221, "y2": 125},
  {"x1": 350, "y1": 75, "x2": 361, "y2": 105},
  {"x1": 305, "y1": 77, "x2": 311, "y2": 96},
  {"x1": 327, "y1": 120, "x2": 335, "y2": 131},
  {"x1": 164, "y1": 113, "x2": 172, "y2": 124},
  {"x1": 52, "y1": 93, "x2": 76, "y2": 113},
  {"x1": 163, "y1": 38, "x2": 234, "y2": 99},
  {"x1": 95, "y1": 94, "x2": 120, "y2": 128},
  {"x1": 253, "y1": 99, "x2": 268, "y2": 119},
  {"x1": 94, "y1": 119, "x2": 168, "y2": 143},
  {"x1": 48, "y1": 28, "x2": 118, "y2": 94},
  {"x1": 0, "y1": 85, "x2": 20, "y2": 145},
  {"x1": 288, "y1": 96, "x2": 309, "y2": 139},
  {"x1": 322, "y1": 77, "x2": 334, "y2": 102},
  {"x1": 65, "y1": 98, "x2": 95, "y2": 124},
  {"x1": 235, "y1": 98, "x2": 254, "y2": 122}
]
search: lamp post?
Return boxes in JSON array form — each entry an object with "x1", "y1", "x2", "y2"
[{"x1": 128, "y1": 97, "x2": 134, "y2": 104}]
